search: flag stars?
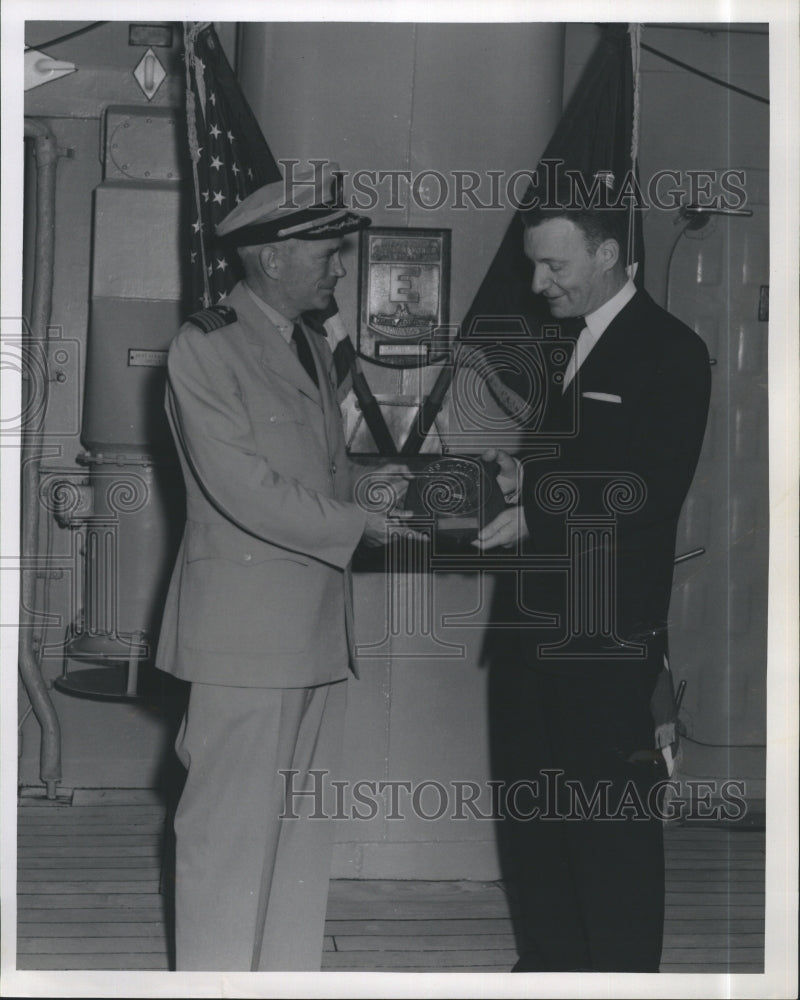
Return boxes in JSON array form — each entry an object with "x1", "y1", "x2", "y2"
[
  {"x1": 246, "y1": 167, "x2": 253, "y2": 179},
  {"x1": 210, "y1": 155, "x2": 224, "y2": 171},
  {"x1": 191, "y1": 219, "x2": 203, "y2": 233},
  {"x1": 209, "y1": 92, "x2": 216, "y2": 105},
  {"x1": 216, "y1": 257, "x2": 229, "y2": 272},
  {"x1": 227, "y1": 131, "x2": 235, "y2": 142},
  {"x1": 212, "y1": 190, "x2": 225, "y2": 205},
  {"x1": 209, "y1": 123, "x2": 221, "y2": 138},
  {"x1": 231, "y1": 163, "x2": 240, "y2": 176},
  {"x1": 202, "y1": 190, "x2": 210, "y2": 202}
]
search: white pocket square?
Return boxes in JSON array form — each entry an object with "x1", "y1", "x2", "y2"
[{"x1": 582, "y1": 391, "x2": 622, "y2": 404}]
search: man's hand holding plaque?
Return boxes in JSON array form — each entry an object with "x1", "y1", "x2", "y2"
[
  {"x1": 403, "y1": 454, "x2": 508, "y2": 544},
  {"x1": 472, "y1": 448, "x2": 531, "y2": 551}
]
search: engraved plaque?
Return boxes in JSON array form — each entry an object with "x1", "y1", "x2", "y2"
[
  {"x1": 403, "y1": 455, "x2": 506, "y2": 542},
  {"x1": 358, "y1": 227, "x2": 451, "y2": 367}
]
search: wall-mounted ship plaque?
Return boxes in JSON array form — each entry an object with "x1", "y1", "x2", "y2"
[{"x1": 358, "y1": 227, "x2": 451, "y2": 367}]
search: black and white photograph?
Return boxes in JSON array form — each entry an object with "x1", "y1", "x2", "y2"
[{"x1": 1, "y1": 2, "x2": 797, "y2": 997}]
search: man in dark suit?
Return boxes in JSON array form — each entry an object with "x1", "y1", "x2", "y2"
[
  {"x1": 475, "y1": 197, "x2": 711, "y2": 972},
  {"x1": 156, "y1": 164, "x2": 411, "y2": 971}
]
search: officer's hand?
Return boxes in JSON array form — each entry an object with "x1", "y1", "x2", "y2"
[
  {"x1": 471, "y1": 505, "x2": 530, "y2": 551},
  {"x1": 481, "y1": 447, "x2": 520, "y2": 501},
  {"x1": 377, "y1": 461, "x2": 413, "y2": 504},
  {"x1": 362, "y1": 509, "x2": 426, "y2": 547}
]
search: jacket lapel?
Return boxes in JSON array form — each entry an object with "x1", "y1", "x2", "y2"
[
  {"x1": 300, "y1": 318, "x2": 342, "y2": 456},
  {"x1": 227, "y1": 283, "x2": 323, "y2": 406},
  {"x1": 539, "y1": 292, "x2": 651, "y2": 432},
  {"x1": 540, "y1": 318, "x2": 581, "y2": 433},
  {"x1": 575, "y1": 290, "x2": 650, "y2": 389}
]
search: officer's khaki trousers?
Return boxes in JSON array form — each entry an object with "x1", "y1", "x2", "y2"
[{"x1": 172, "y1": 678, "x2": 347, "y2": 970}]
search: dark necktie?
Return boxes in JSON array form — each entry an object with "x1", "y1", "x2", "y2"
[
  {"x1": 560, "y1": 314, "x2": 586, "y2": 342},
  {"x1": 292, "y1": 323, "x2": 319, "y2": 387}
]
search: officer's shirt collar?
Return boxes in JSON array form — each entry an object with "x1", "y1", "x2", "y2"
[{"x1": 244, "y1": 282, "x2": 296, "y2": 344}]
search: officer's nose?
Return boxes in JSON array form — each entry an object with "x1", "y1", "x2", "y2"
[{"x1": 332, "y1": 253, "x2": 346, "y2": 279}]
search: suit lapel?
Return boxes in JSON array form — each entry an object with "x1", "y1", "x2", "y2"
[
  {"x1": 300, "y1": 318, "x2": 341, "y2": 456},
  {"x1": 227, "y1": 283, "x2": 323, "y2": 406},
  {"x1": 541, "y1": 374, "x2": 574, "y2": 433},
  {"x1": 540, "y1": 318, "x2": 581, "y2": 433},
  {"x1": 569, "y1": 290, "x2": 653, "y2": 398},
  {"x1": 539, "y1": 291, "x2": 652, "y2": 432}
]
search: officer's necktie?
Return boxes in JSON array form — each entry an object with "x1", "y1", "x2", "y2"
[
  {"x1": 561, "y1": 316, "x2": 589, "y2": 392},
  {"x1": 292, "y1": 323, "x2": 319, "y2": 388}
]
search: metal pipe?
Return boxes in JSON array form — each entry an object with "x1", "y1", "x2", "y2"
[{"x1": 21, "y1": 118, "x2": 63, "y2": 797}]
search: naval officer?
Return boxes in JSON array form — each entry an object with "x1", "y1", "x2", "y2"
[{"x1": 156, "y1": 163, "x2": 405, "y2": 970}]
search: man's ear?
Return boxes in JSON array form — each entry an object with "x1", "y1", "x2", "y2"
[
  {"x1": 259, "y1": 244, "x2": 280, "y2": 278},
  {"x1": 597, "y1": 238, "x2": 620, "y2": 273}
]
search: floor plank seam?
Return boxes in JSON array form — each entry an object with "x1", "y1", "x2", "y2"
[{"x1": 16, "y1": 798, "x2": 765, "y2": 973}]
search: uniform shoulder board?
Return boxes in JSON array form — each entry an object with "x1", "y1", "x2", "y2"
[{"x1": 186, "y1": 305, "x2": 237, "y2": 334}]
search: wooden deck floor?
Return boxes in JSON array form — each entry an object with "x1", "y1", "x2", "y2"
[{"x1": 16, "y1": 789, "x2": 765, "y2": 973}]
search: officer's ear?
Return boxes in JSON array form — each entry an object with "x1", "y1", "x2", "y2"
[{"x1": 259, "y1": 244, "x2": 281, "y2": 279}]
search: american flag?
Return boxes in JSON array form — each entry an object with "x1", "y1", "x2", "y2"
[
  {"x1": 183, "y1": 22, "x2": 280, "y2": 311},
  {"x1": 182, "y1": 22, "x2": 394, "y2": 448}
]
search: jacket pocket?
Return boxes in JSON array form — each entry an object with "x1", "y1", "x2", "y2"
[
  {"x1": 181, "y1": 552, "x2": 316, "y2": 655},
  {"x1": 185, "y1": 521, "x2": 310, "y2": 567}
]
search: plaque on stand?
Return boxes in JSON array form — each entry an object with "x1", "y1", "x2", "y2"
[
  {"x1": 403, "y1": 455, "x2": 506, "y2": 544},
  {"x1": 358, "y1": 227, "x2": 452, "y2": 368}
]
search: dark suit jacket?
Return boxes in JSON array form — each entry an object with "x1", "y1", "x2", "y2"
[{"x1": 520, "y1": 288, "x2": 711, "y2": 663}]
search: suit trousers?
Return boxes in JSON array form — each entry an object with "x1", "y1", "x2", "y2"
[
  {"x1": 494, "y1": 658, "x2": 665, "y2": 972},
  {"x1": 172, "y1": 677, "x2": 347, "y2": 970}
]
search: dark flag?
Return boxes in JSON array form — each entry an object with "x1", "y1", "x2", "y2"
[
  {"x1": 461, "y1": 23, "x2": 645, "y2": 378},
  {"x1": 402, "y1": 24, "x2": 645, "y2": 454}
]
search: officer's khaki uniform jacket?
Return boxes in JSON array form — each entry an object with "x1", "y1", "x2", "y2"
[{"x1": 155, "y1": 280, "x2": 366, "y2": 688}]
